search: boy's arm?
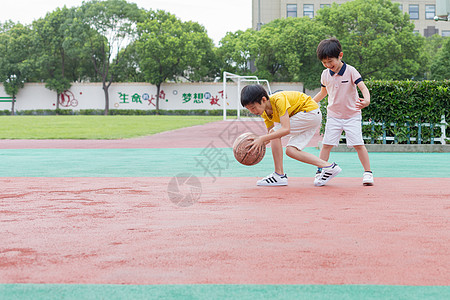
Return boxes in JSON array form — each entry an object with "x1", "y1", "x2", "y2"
[
  {"x1": 249, "y1": 111, "x2": 290, "y2": 152},
  {"x1": 356, "y1": 81, "x2": 370, "y2": 109},
  {"x1": 313, "y1": 87, "x2": 328, "y2": 103}
]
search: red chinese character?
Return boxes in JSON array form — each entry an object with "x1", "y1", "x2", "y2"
[
  {"x1": 148, "y1": 95, "x2": 156, "y2": 106},
  {"x1": 218, "y1": 90, "x2": 225, "y2": 99},
  {"x1": 210, "y1": 96, "x2": 220, "y2": 106},
  {"x1": 159, "y1": 90, "x2": 166, "y2": 100}
]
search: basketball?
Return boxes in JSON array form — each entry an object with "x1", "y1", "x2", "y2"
[{"x1": 233, "y1": 132, "x2": 266, "y2": 166}]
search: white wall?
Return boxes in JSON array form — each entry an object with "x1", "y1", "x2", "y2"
[{"x1": 0, "y1": 82, "x2": 319, "y2": 111}]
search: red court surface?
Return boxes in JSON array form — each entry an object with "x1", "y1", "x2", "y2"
[{"x1": 1, "y1": 176, "x2": 449, "y2": 285}]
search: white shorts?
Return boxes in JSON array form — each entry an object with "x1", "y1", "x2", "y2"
[
  {"x1": 273, "y1": 108, "x2": 321, "y2": 150},
  {"x1": 322, "y1": 115, "x2": 364, "y2": 146}
]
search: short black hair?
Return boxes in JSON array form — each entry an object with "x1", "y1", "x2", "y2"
[
  {"x1": 317, "y1": 37, "x2": 342, "y2": 60},
  {"x1": 240, "y1": 84, "x2": 269, "y2": 107}
]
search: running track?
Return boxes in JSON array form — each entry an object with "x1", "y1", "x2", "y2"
[{"x1": 0, "y1": 120, "x2": 449, "y2": 299}]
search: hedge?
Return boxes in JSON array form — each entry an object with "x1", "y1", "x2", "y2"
[{"x1": 319, "y1": 80, "x2": 449, "y2": 144}]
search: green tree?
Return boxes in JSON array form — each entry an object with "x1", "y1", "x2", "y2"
[
  {"x1": 217, "y1": 29, "x2": 254, "y2": 75},
  {"x1": 274, "y1": 17, "x2": 329, "y2": 89},
  {"x1": 135, "y1": 10, "x2": 217, "y2": 113},
  {"x1": 249, "y1": 20, "x2": 285, "y2": 81},
  {"x1": 430, "y1": 37, "x2": 450, "y2": 80},
  {"x1": 77, "y1": 0, "x2": 145, "y2": 115},
  {"x1": 32, "y1": 7, "x2": 81, "y2": 111},
  {"x1": 0, "y1": 23, "x2": 32, "y2": 115},
  {"x1": 315, "y1": 0, "x2": 423, "y2": 80}
]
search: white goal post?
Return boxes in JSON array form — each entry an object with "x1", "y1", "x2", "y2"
[{"x1": 222, "y1": 71, "x2": 272, "y2": 120}]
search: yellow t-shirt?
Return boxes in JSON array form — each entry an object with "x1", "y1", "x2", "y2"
[{"x1": 262, "y1": 91, "x2": 319, "y2": 129}]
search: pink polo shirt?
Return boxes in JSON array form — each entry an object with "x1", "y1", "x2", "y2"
[{"x1": 320, "y1": 62, "x2": 363, "y2": 119}]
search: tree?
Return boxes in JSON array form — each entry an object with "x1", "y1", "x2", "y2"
[
  {"x1": 249, "y1": 20, "x2": 285, "y2": 81},
  {"x1": 430, "y1": 37, "x2": 450, "y2": 80},
  {"x1": 217, "y1": 29, "x2": 255, "y2": 75},
  {"x1": 315, "y1": 0, "x2": 423, "y2": 80},
  {"x1": 217, "y1": 17, "x2": 328, "y2": 88},
  {"x1": 274, "y1": 17, "x2": 329, "y2": 89},
  {"x1": 134, "y1": 10, "x2": 217, "y2": 113},
  {"x1": 0, "y1": 23, "x2": 32, "y2": 115},
  {"x1": 32, "y1": 7, "x2": 81, "y2": 111},
  {"x1": 77, "y1": 0, "x2": 144, "y2": 115}
]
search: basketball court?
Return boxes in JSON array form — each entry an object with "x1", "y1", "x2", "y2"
[{"x1": 0, "y1": 119, "x2": 449, "y2": 299}]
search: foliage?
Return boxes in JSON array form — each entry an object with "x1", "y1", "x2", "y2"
[
  {"x1": 274, "y1": 18, "x2": 329, "y2": 89},
  {"x1": 315, "y1": 0, "x2": 424, "y2": 80},
  {"x1": 430, "y1": 38, "x2": 450, "y2": 80},
  {"x1": 217, "y1": 29, "x2": 255, "y2": 75},
  {"x1": 77, "y1": 0, "x2": 145, "y2": 115},
  {"x1": 134, "y1": 10, "x2": 217, "y2": 113},
  {"x1": 31, "y1": 7, "x2": 80, "y2": 109},
  {"x1": 0, "y1": 22, "x2": 33, "y2": 114}
]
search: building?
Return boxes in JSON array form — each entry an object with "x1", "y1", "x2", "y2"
[{"x1": 252, "y1": 0, "x2": 450, "y2": 37}]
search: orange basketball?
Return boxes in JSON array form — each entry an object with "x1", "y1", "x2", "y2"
[{"x1": 233, "y1": 132, "x2": 266, "y2": 166}]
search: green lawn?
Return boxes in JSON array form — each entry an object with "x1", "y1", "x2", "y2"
[{"x1": 0, "y1": 115, "x2": 222, "y2": 139}]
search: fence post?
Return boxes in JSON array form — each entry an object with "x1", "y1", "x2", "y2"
[
  {"x1": 382, "y1": 121, "x2": 386, "y2": 144},
  {"x1": 418, "y1": 123, "x2": 422, "y2": 144},
  {"x1": 430, "y1": 123, "x2": 434, "y2": 144},
  {"x1": 407, "y1": 122, "x2": 410, "y2": 144},
  {"x1": 394, "y1": 123, "x2": 398, "y2": 144},
  {"x1": 441, "y1": 115, "x2": 447, "y2": 145}
]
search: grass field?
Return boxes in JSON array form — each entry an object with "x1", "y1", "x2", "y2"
[{"x1": 0, "y1": 115, "x2": 222, "y2": 139}]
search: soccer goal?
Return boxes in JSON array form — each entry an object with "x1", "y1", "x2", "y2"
[{"x1": 222, "y1": 71, "x2": 272, "y2": 120}]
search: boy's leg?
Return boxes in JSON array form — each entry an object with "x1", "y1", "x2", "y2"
[
  {"x1": 353, "y1": 145, "x2": 371, "y2": 171},
  {"x1": 271, "y1": 137, "x2": 284, "y2": 175},
  {"x1": 286, "y1": 146, "x2": 329, "y2": 168},
  {"x1": 344, "y1": 116, "x2": 374, "y2": 186},
  {"x1": 286, "y1": 109, "x2": 342, "y2": 186},
  {"x1": 256, "y1": 127, "x2": 287, "y2": 186},
  {"x1": 317, "y1": 117, "x2": 342, "y2": 177},
  {"x1": 319, "y1": 144, "x2": 333, "y2": 162}
]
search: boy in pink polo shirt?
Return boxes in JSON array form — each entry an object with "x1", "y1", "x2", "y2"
[{"x1": 313, "y1": 38, "x2": 374, "y2": 186}]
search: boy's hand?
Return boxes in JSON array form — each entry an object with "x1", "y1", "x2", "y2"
[
  {"x1": 248, "y1": 136, "x2": 266, "y2": 153},
  {"x1": 356, "y1": 98, "x2": 370, "y2": 110}
]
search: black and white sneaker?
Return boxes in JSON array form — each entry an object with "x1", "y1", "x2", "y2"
[
  {"x1": 314, "y1": 163, "x2": 342, "y2": 186},
  {"x1": 315, "y1": 168, "x2": 322, "y2": 181},
  {"x1": 257, "y1": 172, "x2": 288, "y2": 186}
]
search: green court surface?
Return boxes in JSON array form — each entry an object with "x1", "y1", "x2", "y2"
[
  {"x1": 0, "y1": 148, "x2": 448, "y2": 178},
  {"x1": 1, "y1": 284, "x2": 449, "y2": 300}
]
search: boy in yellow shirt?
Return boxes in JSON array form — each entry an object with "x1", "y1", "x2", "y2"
[{"x1": 241, "y1": 84, "x2": 341, "y2": 186}]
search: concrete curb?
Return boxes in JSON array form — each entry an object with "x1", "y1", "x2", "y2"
[{"x1": 318, "y1": 142, "x2": 450, "y2": 153}]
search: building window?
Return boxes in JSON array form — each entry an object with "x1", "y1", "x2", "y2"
[
  {"x1": 287, "y1": 4, "x2": 297, "y2": 18},
  {"x1": 442, "y1": 31, "x2": 450, "y2": 37},
  {"x1": 409, "y1": 5, "x2": 419, "y2": 19},
  {"x1": 304, "y1": 4, "x2": 314, "y2": 18},
  {"x1": 398, "y1": 4, "x2": 403, "y2": 12},
  {"x1": 425, "y1": 5, "x2": 435, "y2": 19},
  {"x1": 320, "y1": 4, "x2": 330, "y2": 9}
]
